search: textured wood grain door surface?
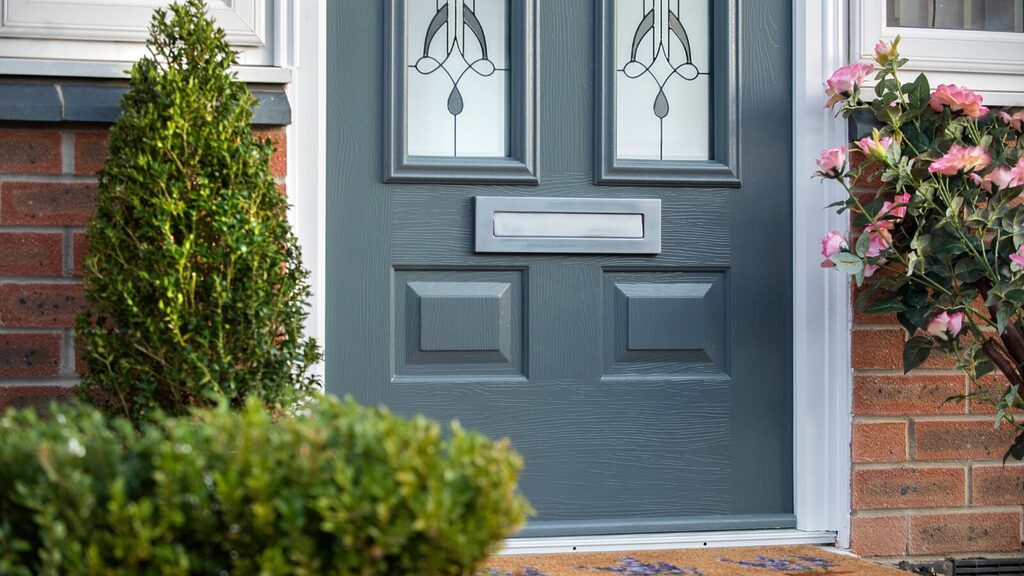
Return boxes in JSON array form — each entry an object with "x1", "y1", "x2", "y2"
[{"x1": 326, "y1": 0, "x2": 794, "y2": 537}]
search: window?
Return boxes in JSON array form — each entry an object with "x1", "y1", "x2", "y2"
[
  {"x1": 888, "y1": 0, "x2": 1024, "y2": 32},
  {"x1": 0, "y1": 0, "x2": 287, "y2": 81},
  {"x1": 851, "y1": 0, "x2": 1024, "y2": 105}
]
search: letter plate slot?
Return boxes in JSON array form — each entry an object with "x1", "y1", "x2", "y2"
[{"x1": 475, "y1": 197, "x2": 661, "y2": 254}]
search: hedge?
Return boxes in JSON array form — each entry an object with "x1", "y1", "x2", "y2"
[{"x1": 0, "y1": 396, "x2": 531, "y2": 575}]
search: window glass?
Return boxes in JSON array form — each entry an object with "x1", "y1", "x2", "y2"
[
  {"x1": 614, "y1": 0, "x2": 711, "y2": 161},
  {"x1": 887, "y1": 0, "x2": 1024, "y2": 32},
  {"x1": 406, "y1": 0, "x2": 511, "y2": 158}
]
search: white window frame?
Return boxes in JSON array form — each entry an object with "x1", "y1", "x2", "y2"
[
  {"x1": 0, "y1": 0, "x2": 292, "y2": 83},
  {"x1": 851, "y1": 0, "x2": 1024, "y2": 106}
]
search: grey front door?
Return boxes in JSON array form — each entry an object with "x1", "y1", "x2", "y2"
[{"x1": 327, "y1": 0, "x2": 793, "y2": 537}]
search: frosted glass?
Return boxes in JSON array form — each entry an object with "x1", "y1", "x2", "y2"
[
  {"x1": 615, "y1": 0, "x2": 711, "y2": 161},
  {"x1": 406, "y1": 0, "x2": 511, "y2": 158}
]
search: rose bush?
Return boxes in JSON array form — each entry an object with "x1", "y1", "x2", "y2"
[{"x1": 817, "y1": 37, "x2": 1024, "y2": 459}]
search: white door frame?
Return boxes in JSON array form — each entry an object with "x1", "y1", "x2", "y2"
[
  {"x1": 791, "y1": 0, "x2": 852, "y2": 549},
  {"x1": 289, "y1": 0, "x2": 853, "y2": 552}
]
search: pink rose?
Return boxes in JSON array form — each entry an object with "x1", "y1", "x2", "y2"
[
  {"x1": 929, "y1": 84, "x2": 989, "y2": 120},
  {"x1": 820, "y1": 231, "x2": 848, "y2": 268},
  {"x1": 980, "y1": 167, "x2": 1023, "y2": 193},
  {"x1": 863, "y1": 263, "x2": 880, "y2": 278},
  {"x1": 857, "y1": 134, "x2": 894, "y2": 162},
  {"x1": 824, "y1": 64, "x2": 874, "y2": 108},
  {"x1": 874, "y1": 40, "x2": 898, "y2": 65},
  {"x1": 815, "y1": 146, "x2": 847, "y2": 178},
  {"x1": 878, "y1": 192, "x2": 911, "y2": 227},
  {"x1": 928, "y1": 144, "x2": 991, "y2": 176},
  {"x1": 864, "y1": 225, "x2": 892, "y2": 258},
  {"x1": 1010, "y1": 245, "x2": 1024, "y2": 269},
  {"x1": 926, "y1": 311, "x2": 964, "y2": 341},
  {"x1": 1012, "y1": 158, "x2": 1024, "y2": 183},
  {"x1": 998, "y1": 110, "x2": 1024, "y2": 133}
]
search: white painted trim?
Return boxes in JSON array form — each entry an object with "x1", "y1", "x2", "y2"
[
  {"x1": 792, "y1": 0, "x2": 852, "y2": 549},
  {"x1": 0, "y1": 58, "x2": 293, "y2": 84},
  {"x1": 288, "y1": 0, "x2": 325, "y2": 384},
  {"x1": 499, "y1": 529, "x2": 836, "y2": 556},
  {"x1": 851, "y1": 0, "x2": 1024, "y2": 105}
]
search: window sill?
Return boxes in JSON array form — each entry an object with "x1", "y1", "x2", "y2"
[
  {"x1": 0, "y1": 58, "x2": 293, "y2": 85},
  {"x1": 0, "y1": 78, "x2": 291, "y2": 125}
]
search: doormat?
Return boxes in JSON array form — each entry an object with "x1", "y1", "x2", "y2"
[{"x1": 481, "y1": 545, "x2": 905, "y2": 575}]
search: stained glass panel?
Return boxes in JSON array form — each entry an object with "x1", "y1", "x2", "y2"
[
  {"x1": 406, "y1": 0, "x2": 511, "y2": 158},
  {"x1": 614, "y1": 0, "x2": 711, "y2": 162}
]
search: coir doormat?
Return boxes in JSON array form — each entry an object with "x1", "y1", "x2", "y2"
[{"x1": 482, "y1": 545, "x2": 905, "y2": 575}]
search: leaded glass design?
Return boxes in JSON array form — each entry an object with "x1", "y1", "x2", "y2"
[
  {"x1": 407, "y1": 0, "x2": 511, "y2": 158},
  {"x1": 615, "y1": 0, "x2": 710, "y2": 161}
]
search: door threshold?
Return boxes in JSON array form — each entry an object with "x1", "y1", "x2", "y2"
[{"x1": 498, "y1": 529, "x2": 837, "y2": 555}]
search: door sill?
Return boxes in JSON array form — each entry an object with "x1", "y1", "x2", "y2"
[{"x1": 498, "y1": 529, "x2": 837, "y2": 555}]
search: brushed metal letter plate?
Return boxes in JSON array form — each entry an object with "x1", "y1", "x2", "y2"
[{"x1": 475, "y1": 197, "x2": 661, "y2": 254}]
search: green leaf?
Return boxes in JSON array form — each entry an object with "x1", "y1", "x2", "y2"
[
  {"x1": 830, "y1": 252, "x2": 864, "y2": 274},
  {"x1": 866, "y1": 297, "x2": 907, "y2": 313},
  {"x1": 908, "y1": 73, "x2": 931, "y2": 110},
  {"x1": 1013, "y1": 209, "x2": 1024, "y2": 247},
  {"x1": 953, "y1": 259, "x2": 986, "y2": 284},
  {"x1": 855, "y1": 229, "x2": 871, "y2": 257},
  {"x1": 997, "y1": 304, "x2": 1013, "y2": 335},
  {"x1": 1004, "y1": 431, "x2": 1024, "y2": 463},
  {"x1": 903, "y1": 336, "x2": 934, "y2": 374}
]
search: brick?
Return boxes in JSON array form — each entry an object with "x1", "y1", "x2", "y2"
[
  {"x1": 72, "y1": 232, "x2": 90, "y2": 278},
  {"x1": 0, "y1": 232, "x2": 63, "y2": 277},
  {"x1": 910, "y1": 511, "x2": 1021, "y2": 555},
  {"x1": 972, "y1": 465, "x2": 1024, "y2": 506},
  {"x1": 850, "y1": 515, "x2": 906, "y2": 556},
  {"x1": 915, "y1": 420, "x2": 1017, "y2": 461},
  {"x1": 969, "y1": 374, "x2": 1020, "y2": 414},
  {"x1": 73, "y1": 131, "x2": 109, "y2": 175},
  {"x1": 255, "y1": 129, "x2": 286, "y2": 177},
  {"x1": 852, "y1": 421, "x2": 907, "y2": 463},
  {"x1": 73, "y1": 333, "x2": 85, "y2": 375},
  {"x1": 0, "y1": 386, "x2": 75, "y2": 413},
  {"x1": 853, "y1": 374, "x2": 966, "y2": 416},
  {"x1": 0, "y1": 333, "x2": 61, "y2": 377},
  {"x1": 852, "y1": 467, "x2": 965, "y2": 510},
  {"x1": 852, "y1": 328, "x2": 905, "y2": 370},
  {"x1": 0, "y1": 283, "x2": 85, "y2": 328},
  {"x1": 0, "y1": 130, "x2": 61, "y2": 175},
  {"x1": 0, "y1": 181, "x2": 96, "y2": 226},
  {"x1": 850, "y1": 154, "x2": 886, "y2": 190}
]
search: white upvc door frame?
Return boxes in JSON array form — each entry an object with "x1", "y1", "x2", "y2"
[
  {"x1": 289, "y1": 0, "x2": 852, "y2": 553},
  {"x1": 791, "y1": 0, "x2": 853, "y2": 549}
]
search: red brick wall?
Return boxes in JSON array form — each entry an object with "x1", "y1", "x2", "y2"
[
  {"x1": 0, "y1": 124, "x2": 286, "y2": 412},
  {"x1": 848, "y1": 156, "x2": 1024, "y2": 559}
]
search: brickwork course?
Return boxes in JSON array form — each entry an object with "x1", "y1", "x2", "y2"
[
  {"x1": 848, "y1": 154, "x2": 1024, "y2": 559},
  {"x1": 0, "y1": 124, "x2": 286, "y2": 412}
]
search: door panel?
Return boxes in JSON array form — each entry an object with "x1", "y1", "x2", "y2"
[{"x1": 326, "y1": 0, "x2": 793, "y2": 536}]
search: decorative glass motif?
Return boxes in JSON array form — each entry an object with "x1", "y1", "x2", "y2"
[
  {"x1": 615, "y1": 0, "x2": 710, "y2": 161},
  {"x1": 407, "y1": 0, "x2": 510, "y2": 158}
]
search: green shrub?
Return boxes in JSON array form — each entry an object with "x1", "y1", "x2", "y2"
[
  {"x1": 77, "y1": 0, "x2": 320, "y2": 421},
  {"x1": 0, "y1": 395, "x2": 531, "y2": 575}
]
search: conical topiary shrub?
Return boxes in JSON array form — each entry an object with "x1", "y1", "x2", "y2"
[{"x1": 77, "y1": 0, "x2": 320, "y2": 421}]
